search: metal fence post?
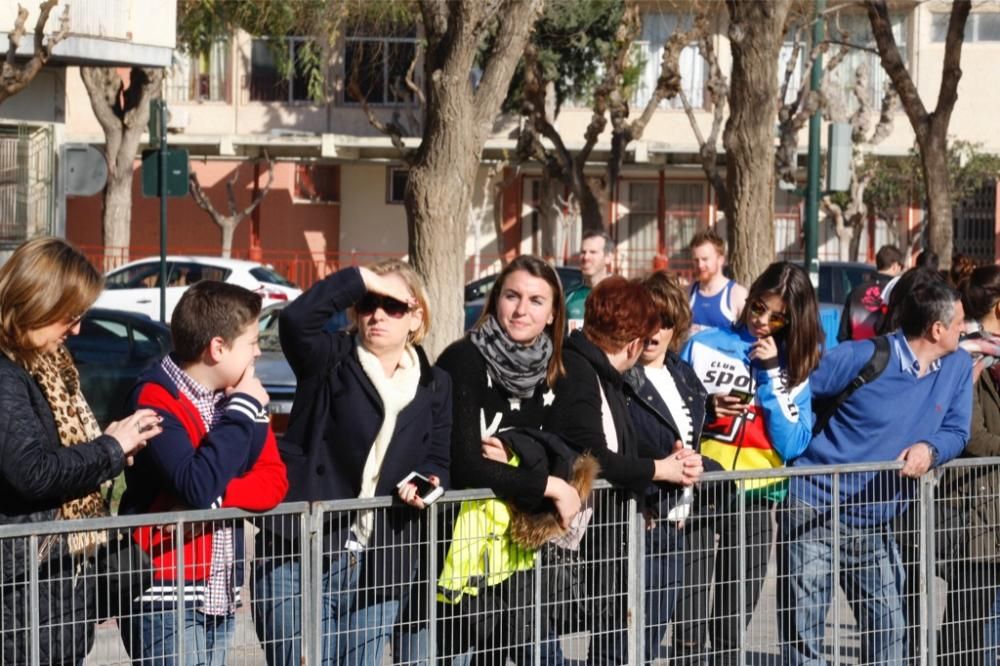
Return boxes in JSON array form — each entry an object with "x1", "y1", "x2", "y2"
[
  {"x1": 175, "y1": 518, "x2": 186, "y2": 664},
  {"x1": 920, "y1": 472, "x2": 937, "y2": 664},
  {"x1": 737, "y1": 481, "x2": 747, "y2": 664},
  {"x1": 28, "y1": 534, "x2": 39, "y2": 666},
  {"x1": 428, "y1": 502, "x2": 439, "y2": 664},
  {"x1": 628, "y1": 496, "x2": 644, "y2": 666},
  {"x1": 832, "y1": 473, "x2": 841, "y2": 666},
  {"x1": 308, "y1": 505, "x2": 324, "y2": 665}
]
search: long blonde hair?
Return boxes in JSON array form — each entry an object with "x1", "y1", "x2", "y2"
[{"x1": 0, "y1": 237, "x2": 103, "y2": 366}]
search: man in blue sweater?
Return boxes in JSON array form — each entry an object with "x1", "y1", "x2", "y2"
[{"x1": 778, "y1": 279, "x2": 972, "y2": 665}]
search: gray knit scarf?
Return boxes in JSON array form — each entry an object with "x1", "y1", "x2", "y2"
[{"x1": 469, "y1": 315, "x2": 552, "y2": 399}]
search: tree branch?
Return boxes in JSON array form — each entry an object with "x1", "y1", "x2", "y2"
[
  {"x1": 932, "y1": 0, "x2": 972, "y2": 133},
  {"x1": 0, "y1": 0, "x2": 70, "y2": 103},
  {"x1": 240, "y1": 155, "x2": 274, "y2": 219},
  {"x1": 864, "y1": 0, "x2": 930, "y2": 141},
  {"x1": 346, "y1": 61, "x2": 414, "y2": 164}
]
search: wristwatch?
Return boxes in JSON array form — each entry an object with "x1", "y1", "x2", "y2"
[{"x1": 925, "y1": 443, "x2": 940, "y2": 468}]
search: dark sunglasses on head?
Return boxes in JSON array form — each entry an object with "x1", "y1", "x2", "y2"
[
  {"x1": 356, "y1": 292, "x2": 412, "y2": 318},
  {"x1": 748, "y1": 300, "x2": 788, "y2": 331}
]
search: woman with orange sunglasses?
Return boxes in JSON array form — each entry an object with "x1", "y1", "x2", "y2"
[{"x1": 673, "y1": 261, "x2": 822, "y2": 665}]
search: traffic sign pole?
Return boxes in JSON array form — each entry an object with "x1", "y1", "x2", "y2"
[{"x1": 157, "y1": 99, "x2": 168, "y2": 323}]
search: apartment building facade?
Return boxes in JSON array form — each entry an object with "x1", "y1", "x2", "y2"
[{"x1": 34, "y1": 1, "x2": 1000, "y2": 280}]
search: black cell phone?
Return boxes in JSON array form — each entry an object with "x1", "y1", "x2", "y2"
[
  {"x1": 728, "y1": 389, "x2": 754, "y2": 404},
  {"x1": 397, "y1": 471, "x2": 444, "y2": 505}
]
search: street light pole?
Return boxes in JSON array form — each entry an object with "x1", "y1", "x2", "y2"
[{"x1": 804, "y1": 0, "x2": 826, "y2": 288}]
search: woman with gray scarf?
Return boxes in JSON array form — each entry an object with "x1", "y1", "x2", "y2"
[{"x1": 435, "y1": 254, "x2": 582, "y2": 665}]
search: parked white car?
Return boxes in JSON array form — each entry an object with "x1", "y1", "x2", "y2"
[{"x1": 94, "y1": 256, "x2": 302, "y2": 321}]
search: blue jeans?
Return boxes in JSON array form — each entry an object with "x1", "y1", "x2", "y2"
[
  {"x1": 644, "y1": 521, "x2": 684, "y2": 661},
  {"x1": 252, "y1": 553, "x2": 406, "y2": 666},
  {"x1": 778, "y1": 498, "x2": 907, "y2": 665},
  {"x1": 119, "y1": 606, "x2": 235, "y2": 666},
  {"x1": 985, "y1": 587, "x2": 1000, "y2": 664}
]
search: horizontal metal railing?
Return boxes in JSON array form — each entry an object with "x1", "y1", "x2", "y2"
[{"x1": 0, "y1": 459, "x2": 995, "y2": 665}]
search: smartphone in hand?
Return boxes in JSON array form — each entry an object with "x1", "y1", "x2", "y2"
[
  {"x1": 728, "y1": 389, "x2": 754, "y2": 404},
  {"x1": 397, "y1": 471, "x2": 444, "y2": 505}
]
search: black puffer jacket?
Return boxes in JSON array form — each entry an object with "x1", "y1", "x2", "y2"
[
  {"x1": 0, "y1": 354, "x2": 126, "y2": 665},
  {"x1": 624, "y1": 352, "x2": 723, "y2": 515}
]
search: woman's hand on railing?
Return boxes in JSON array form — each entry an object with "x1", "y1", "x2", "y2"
[
  {"x1": 653, "y1": 442, "x2": 704, "y2": 485},
  {"x1": 545, "y1": 476, "x2": 581, "y2": 529},
  {"x1": 104, "y1": 408, "x2": 163, "y2": 464}
]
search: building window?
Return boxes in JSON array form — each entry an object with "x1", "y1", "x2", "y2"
[
  {"x1": 294, "y1": 164, "x2": 340, "y2": 203},
  {"x1": 250, "y1": 38, "x2": 316, "y2": 103},
  {"x1": 664, "y1": 182, "x2": 706, "y2": 259},
  {"x1": 166, "y1": 40, "x2": 229, "y2": 102},
  {"x1": 344, "y1": 27, "x2": 418, "y2": 105},
  {"x1": 386, "y1": 167, "x2": 408, "y2": 204},
  {"x1": 634, "y1": 12, "x2": 705, "y2": 110},
  {"x1": 932, "y1": 11, "x2": 1000, "y2": 42}
]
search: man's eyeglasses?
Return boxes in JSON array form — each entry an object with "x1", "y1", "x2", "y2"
[
  {"x1": 356, "y1": 293, "x2": 412, "y2": 318},
  {"x1": 748, "y1": 300, "x2": 788, "y2": 332}
]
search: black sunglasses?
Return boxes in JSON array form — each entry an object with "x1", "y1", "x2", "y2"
[{"x1": 356, "y1": 293, "x2": 411, "y2": 318}]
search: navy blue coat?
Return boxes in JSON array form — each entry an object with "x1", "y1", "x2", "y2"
[
  {"x1": 625, "y1": 351, "x2": 720, "y2": 514},
  {"x1": 272, "y1": 267, "x2": 452, "y2": 590}
]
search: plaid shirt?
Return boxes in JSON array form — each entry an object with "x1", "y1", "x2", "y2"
[{"x1": 160, "y1": 356, "x2": 238, "y2": 615}]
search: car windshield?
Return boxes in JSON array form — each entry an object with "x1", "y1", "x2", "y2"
[{"x1": 250, "y1": 266, "x2": 296, "y2": 288}]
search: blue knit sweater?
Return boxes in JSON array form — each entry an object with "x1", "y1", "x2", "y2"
[{"x1": 790, "y1": 331, "x2": 972, "y2": 525}]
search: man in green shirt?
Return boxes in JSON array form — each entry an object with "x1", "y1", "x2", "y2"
[{"x1": 566, "y1": 230, "x2": 615, "y2": 331}]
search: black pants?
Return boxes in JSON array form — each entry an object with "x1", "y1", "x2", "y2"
[
  {"x1": 671, "y1": 487, "x2": 775, "y2": 665},
  {"x1": 940, "y1": 561, "x2": 1000, "y2": 666}
]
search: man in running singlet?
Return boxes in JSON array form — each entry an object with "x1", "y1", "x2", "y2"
[{"x1": 688, "y1": 229, "x2": 747, "y2": 333}]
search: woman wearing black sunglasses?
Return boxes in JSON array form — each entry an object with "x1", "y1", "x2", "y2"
[
  {"x1": 252, "y1": 260, "x2": 452, "y2": 666},
  {"x1": 674, "y1": 261, "x2": 822, "y2": 665}
]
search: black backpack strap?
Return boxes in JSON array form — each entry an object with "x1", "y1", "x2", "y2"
[{"x1": 812, "y1": 336, "x2": 891, "y2": 436}]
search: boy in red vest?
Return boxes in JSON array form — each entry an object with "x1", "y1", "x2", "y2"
[{"x1": 118, "y1": 280, "x2": 288, "y2": 665}]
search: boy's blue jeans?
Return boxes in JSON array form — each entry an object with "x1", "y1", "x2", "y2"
[{"x1": 119, "y1": 606, "x2": 236, "y2": 666}]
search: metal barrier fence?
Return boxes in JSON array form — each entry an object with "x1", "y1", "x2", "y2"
[{"x1": 1, "y1": 458, "x2": 998, "y2": 665}]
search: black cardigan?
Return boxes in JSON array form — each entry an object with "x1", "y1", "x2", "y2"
[
  {"x1": 435, "y1": 337, "x2": 550, "y2": 511},
  {"x1": 545, "y1": 331, "x2": 656, "y2": 494}
]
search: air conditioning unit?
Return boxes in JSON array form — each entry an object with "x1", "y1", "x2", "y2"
[{"x1": 167, "y1": 108, "x2": 190, "y2": 132}]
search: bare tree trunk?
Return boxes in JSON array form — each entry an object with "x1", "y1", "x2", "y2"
[
  {"x1": 921, "y1": 133, "x2": 953, "y2": 261},
  {"x1": 220, "y1": 222, "x2": 237, "y2": 259},
  {"x1": 80, "y1": 67, "x2": 163, "y2": 268},
  {"x1": 848, "y1": 217, "x2": 864, "y2": 261},
  {"x1": 723, "y1": 0, "x2": 791, "y2": 285},
  {"x1": 575, "y1": 165, "x2": 603, "y2": 234},
  {"x1": 865, "y1": 0, "x2": 970, "y2": 269},
  {"x1": 409, "y1": 0, "x2": 543, "y2": 358},
  {"x1": 539, "y1": 174, "x2": 559, "y2": 262}
]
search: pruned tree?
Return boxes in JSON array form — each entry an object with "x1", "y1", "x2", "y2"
[
  {"x1": 865, "y1": 0, "x2": 971, "y2": 269},
  {"x1": 0, "y1": 0, "x2": 69, "y2": 105},
  {"x1": 188, "y1": 156, "x2": 275, "y2": 259},
  {"x1": 820, "y1": 63, "x2": 898, "y2": 261},
  {"x1": 80, "y1": 67, "x2": 163, "y2": 266},
  {"x1": 516, "y1": 0, "x2": 696, "y2": 234}
]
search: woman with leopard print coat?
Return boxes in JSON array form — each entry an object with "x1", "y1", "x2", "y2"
[{"x1": 0, "y1": 238, "x2": 161, "y2": 665}]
